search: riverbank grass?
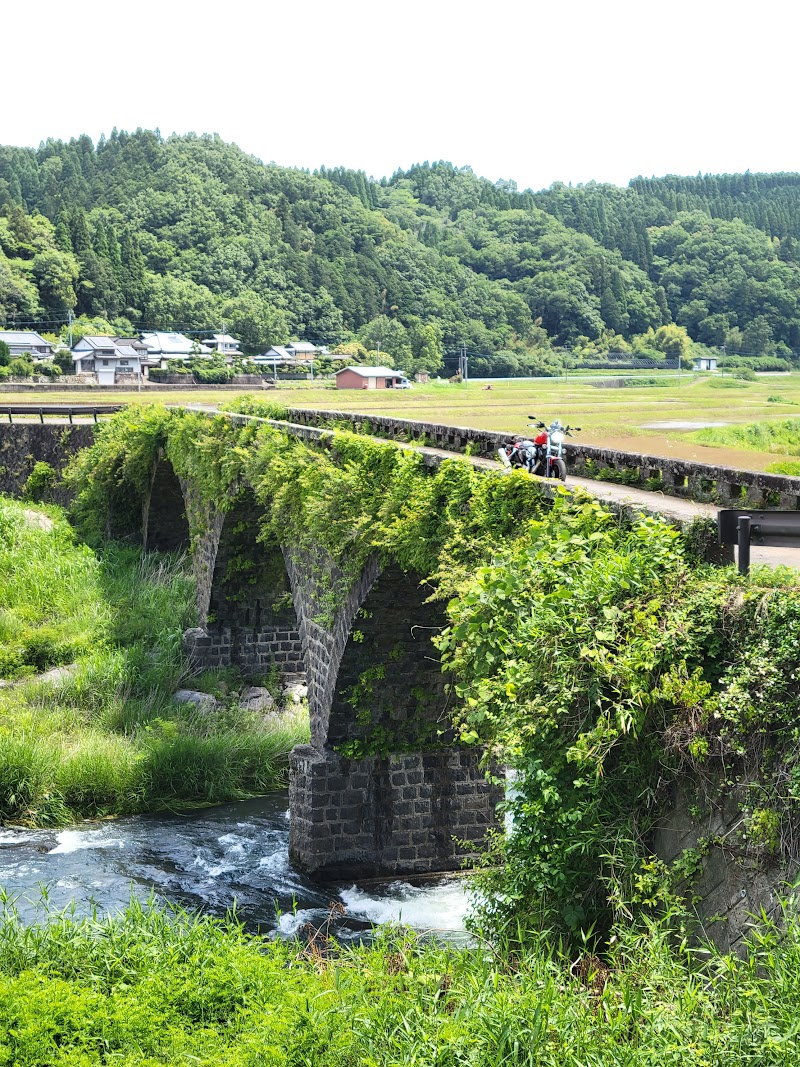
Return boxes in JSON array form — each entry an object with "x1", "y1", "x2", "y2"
[
  {"x1": 0, "y1": 496, "x2": 309, "y2": 825},
  {"x1": 1, "y1": 898, "x2": 799, "y2": 1065}
]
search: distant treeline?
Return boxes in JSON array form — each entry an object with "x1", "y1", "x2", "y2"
[{"x1": 3, "y1": 131, "x2": 800, "y2": 374}]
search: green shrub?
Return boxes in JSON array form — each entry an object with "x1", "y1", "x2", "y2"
[
  {"x1": 766, "y1": 459, "x2": 800, "y2": 475},
  {"x1": 8, "y1": 356, "x2": 34, "y2": 378},
  {"x1": 22, "y1": 461, "x2": 57, "y2": 503}
]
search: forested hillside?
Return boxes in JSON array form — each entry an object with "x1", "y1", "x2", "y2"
[{"x1": 3, "y1": 130, "x2": 800, "y2": 371}]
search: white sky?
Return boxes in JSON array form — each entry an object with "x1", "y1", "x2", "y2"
[{"x1": 4, "y1": 0, "x2": 798, "y2": 191}]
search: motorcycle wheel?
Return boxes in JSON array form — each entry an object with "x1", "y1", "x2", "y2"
[{"x1": 554, "y1": 457, "x2": 567, "y2": 481}]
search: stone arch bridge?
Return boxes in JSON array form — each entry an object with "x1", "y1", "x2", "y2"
[{"x1": 133, "y1": 434, "x2": 500, "y2": 879}]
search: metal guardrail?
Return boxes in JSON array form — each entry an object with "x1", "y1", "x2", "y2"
[
  {"x1": 0, "y1": 405, "x2": 124, "y2": 424},
  {"x1": 718, "y1": 508, "x2": 800, "y2": 574}
]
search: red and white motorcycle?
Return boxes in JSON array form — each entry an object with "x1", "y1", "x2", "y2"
[{"x1": 498, "y1": 417, "x2": 580, "y2": 482}]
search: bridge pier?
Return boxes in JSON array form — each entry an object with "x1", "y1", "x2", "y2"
[{"x1": 289, "y1": 745, "x2": 500, "y2": 878}]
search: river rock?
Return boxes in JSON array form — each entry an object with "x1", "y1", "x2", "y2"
[
  {"x1": 240, "y1": 686, "x2": 276, "y2": 713},
  {"x1": 0, "y1": 664, "x2": 77, "y2": 689},
  {"x1": 173, "y1": 689, "x2": 219, "y2": 713},
  {"x1": 284, "y1": 681, "x2": 308, "y2": 705}
]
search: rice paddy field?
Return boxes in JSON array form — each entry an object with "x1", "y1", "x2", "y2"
[{"x1": 6, "y1": 371, "x2": 800, "y2": 471}]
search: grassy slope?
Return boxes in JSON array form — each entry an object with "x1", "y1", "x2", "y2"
[
  {"x1": 0, "y1": 497, "x2": 308, "y2": 825},
  {"x1": 6, "y1": 372, "x2": 800, "y2": 469}
]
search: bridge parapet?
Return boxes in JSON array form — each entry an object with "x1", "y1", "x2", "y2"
[{"x1": 284, "y1": 408, "x2": 800, "y2": 511}]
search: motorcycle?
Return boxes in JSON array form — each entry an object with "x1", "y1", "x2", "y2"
[
  {"x1": 497, "y1": 418, "x2": 581, "y2": 481},
  {"x1": 497, "y1": 436, "x2": 533, "y2": 470}
]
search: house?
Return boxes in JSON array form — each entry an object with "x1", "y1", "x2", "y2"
[
  {"x1": 335, "y1": 366, "x2": 409, "y2": 389},
  {"x1": 0, "y1": 330, "x2": 53, "y2": 359},
  {"x1": 205, "y1": 333, "x2": 242, "y2": 358},
  {"x1": 114, "y1": 337, "x2": 156, "y2": 367},
  {"x1": 693, "y1": 355, "x2": 718, "y2": 372},
  {"x1": 285, "y1": 341, "x2": 318, "y2": 363},
  {"x1": 252, "y1": 345, "x2": 293, "y2": 367},
  {"x1": 139, "y1": 332, "x2": 212, "y2": 363},
  {"x1": 71, "y1": 336, "x2": 147, "y2": 385}
]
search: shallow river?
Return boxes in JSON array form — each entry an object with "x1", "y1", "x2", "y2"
[{"x1": 0, "y1": 792, "x2": 472, "y2": 943}]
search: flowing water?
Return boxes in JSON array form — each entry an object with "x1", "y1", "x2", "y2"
[{"x1": 0, "y1": 792, "x2": 473, "y2": 943}]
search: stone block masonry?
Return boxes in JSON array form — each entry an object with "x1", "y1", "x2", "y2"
[
  {"x1": 0, "y1": 423, "x2": 95, "y2": 501},
  {"x1": 289, "y1": 745, "x2": 502, "y2": 877},
  {"x1": 183, "y1": 624, "x2": 305, "y2": 673},
  {"x1": 654, "y1": 783, "x2": 797, "y2": 955}
]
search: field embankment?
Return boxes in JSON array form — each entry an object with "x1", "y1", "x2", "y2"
[{"x1": 0, "y1": 496, "x2": 308, "y2": 826}]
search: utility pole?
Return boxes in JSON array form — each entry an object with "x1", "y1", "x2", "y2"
[
  {"x1": 459, "y1": 343, "x2": 468, "y2": 381},
  {"x1": 67, "y1": 309, "x2": 73, "y2": 349}
]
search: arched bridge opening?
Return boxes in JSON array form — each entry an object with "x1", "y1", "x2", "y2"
[
  {"x1": 185, "y1": 486, "x2": 304, "y2": 676},
  {"x1": 288, "y1": 559, "x2": 501, "y2": 879},
  {"x1": 144, "y1": 457, "x2": 190, "y2": 553}
]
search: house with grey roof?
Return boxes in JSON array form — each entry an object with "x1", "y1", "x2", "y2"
[
  {"x1": 253, "y1": 345, "x2": 292, "y2": 366},
  {"x1": 286, "y1": 341, "x2": 318, "y2": 362},
  {"x1": 205, "y1": 333, "x2": 242, "y2": 358},
  {"x1": 139, "y1": 332, "x2": 212, "y2": 363},
  {"x1": 72, "y1": 336, "x2": 147, "y2": 385},
  {"x1": 0, "y1": 331, "x2": 53, "y2": 359}
]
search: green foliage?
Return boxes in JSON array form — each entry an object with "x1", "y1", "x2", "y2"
[
  {"x1": 766, "y1": 459, "x2": 800, "y2": 475},
  {"x1": 63, "y1": 405, "x2": 800, "y2": 937},
  {"x1": 3, "y1": 899, "x2": 800, "y2": 1064},
  {"x1": 0, "y1": 498, "x2": 108, "y2": 680},
  {"x1": 0, "y1": 499, "x2": 308, "y2": 824},
  {"x1": 7, "y1": 134, "x2": 800, "y2": 370},
  {"x1": 65, "y1": 404, "x2": 173, "y2": 543},
  {"x1": 22, "y1": 461, "x2": 57, "y2": 503},
  {"x1": 694, "y1": 416, "x2": 800, "y2": 455},
  {"x1": 437, "y1": 492, "x2": 800, "y2": 935}
]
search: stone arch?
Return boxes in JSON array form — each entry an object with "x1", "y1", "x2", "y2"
[
  {"x1": 285, "y1": 553, "x2": 502, "y2": 881},
  {"x1": 186, "y1": 485, "x2": 304, "y2": 676},
  {"x1": 283, "y1": 549, "x2": 381, "y2": 751},
  {"x1": 143, "y1": 457, "x2": 190, "y2": 552},
  {"x1": 282, "y1": 552, "x2": 451, "y2": 753},
  {"x1": 326, "y1": 563, "x2": 451, "y2": 752}
]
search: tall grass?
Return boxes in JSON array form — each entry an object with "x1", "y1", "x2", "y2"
[
  {"x1": 694, "y1": 416, "x2": 800, "y2": 454},
  {"x1": 0, "y1": 497, "x2": 309, "y2": 825},
  {"x1": 0, "y1": 899, "x2": 799, "y2": 1064},
  {"x1": 0, "y1": 499, "x2": 109, "y2": 678}
]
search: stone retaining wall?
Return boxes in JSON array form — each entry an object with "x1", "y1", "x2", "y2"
[
  {"x1": 654, "y1": 785, "x2": 798, "y2": 954},
  {"x1": 0, "y1": 423, "x2": 95, "y2": 501}
]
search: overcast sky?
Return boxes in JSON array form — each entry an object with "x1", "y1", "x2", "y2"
[{"x1": 4, "y1": 0, "x2": 798, "y2": 191}]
